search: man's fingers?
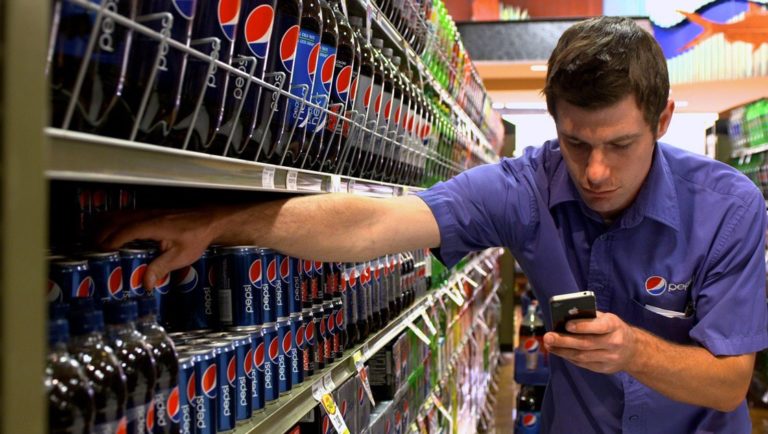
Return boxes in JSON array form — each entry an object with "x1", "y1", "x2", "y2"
[
  {"x1": 101, "y1": 220, "x2": 163, "y2": 251},
  {"x1": 143, "y1": 246, "x2": 204, "y2": 290}
]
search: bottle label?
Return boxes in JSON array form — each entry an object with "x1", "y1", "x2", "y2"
[
  {"x1": 516, "y1": 411, "x2": 542, "y2": 433},
  {"x1": 287, "y1": 30, "x2": 321, "y2": 127}
]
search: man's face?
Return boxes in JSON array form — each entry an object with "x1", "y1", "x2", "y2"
[{"x1": 555, "y1": 94, "x2": 674, "y2": 221}]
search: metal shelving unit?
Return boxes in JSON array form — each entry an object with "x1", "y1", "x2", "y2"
[
  {"x1": 351, "y1": 0, "x2": 500, "y2": 166},
  {"x1": 46, "y1": 128, "x2": 420, "y2": 197},
  {"x1": 232, "y1": 248, "x2": 502, "y2": 434}
]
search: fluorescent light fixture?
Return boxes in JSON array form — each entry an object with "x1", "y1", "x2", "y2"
[
  {"x1": 504, "y1": 101, "x2": 548, "y2": 110},
  {"x1": 530, "y1": 64, "x2": 548, "y2": 72}
]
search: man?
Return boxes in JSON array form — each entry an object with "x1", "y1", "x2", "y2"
[{"x1": 100, "y1": 17, "x2": 767, "y2": 433}]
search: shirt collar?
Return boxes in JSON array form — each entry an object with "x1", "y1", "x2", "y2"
[{"x1": 548, "y1": 141, "x2": 681, "y2": 231}]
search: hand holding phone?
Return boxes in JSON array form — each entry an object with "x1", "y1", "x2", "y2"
[{"x1": 549, "y1": 291, "x2": 597, "y2": 333}]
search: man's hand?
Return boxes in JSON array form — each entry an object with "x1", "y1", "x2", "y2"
[
  {"x1": 543, "y1": 311, "x2": 638, "y2": 374},
  {"x1": 98, "y1": 208, "x2": 223, "y2": 290}
]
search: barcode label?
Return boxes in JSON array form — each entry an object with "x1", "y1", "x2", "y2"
[{"x1": 219, "y1": 289, "x2": 233, "y2": 324}]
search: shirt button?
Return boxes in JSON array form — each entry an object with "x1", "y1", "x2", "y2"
[{"x1": 629, "y1": 415, "x2": 640, "y2": 422}]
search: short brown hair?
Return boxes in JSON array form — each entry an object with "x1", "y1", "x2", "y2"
[{"x1": 544, "y1": 17, "x2": 669, "y2": 130}]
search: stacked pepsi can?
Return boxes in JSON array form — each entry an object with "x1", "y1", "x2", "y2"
[{"x1": 47, "y1": 244, "x2": 430, "y2": 433}]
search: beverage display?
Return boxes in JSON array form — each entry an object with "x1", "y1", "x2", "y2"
[
  {"x1": 519, "y1": 302, "x2": 546, "y2": 371},
  {"x1": 515, "y1": 385, "x2": 545, "y2": 434}
]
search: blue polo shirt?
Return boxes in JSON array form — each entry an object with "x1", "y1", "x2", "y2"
[{"x1": 417, "y1": 140, "x2": 768, "y2": 433}]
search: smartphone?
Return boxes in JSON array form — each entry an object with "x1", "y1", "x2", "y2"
[{"x1": 549, "y1": 291, "x2": 597, "y2": 333}]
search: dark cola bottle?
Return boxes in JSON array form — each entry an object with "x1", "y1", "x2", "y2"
[
  {"x1": 106, "y1": 0, "x2": 197, "y2": 143},
  {"x1": 347, "y1": 16, "x2": 378, "y2": 179},
  {"x1": 390, "y1": 55, "x2": 410, "y2": 185},
  {"x1": 218, "y1": 0, "x2": 284, "y2": 161},
  {"x1": 367, "y1": 38, "x2": 392, "y2": 181},
  {"x1": 248, "y1": 0, "x2": 303, "y2": 163},
  {"x1": 48, "y1": 0, "x2": 137, "y2": 132},
  {"x1": 104, "y1": 300, "x2": 157, "y2": 434},
  {"x1": 335, "y1": 9, "x2": 363, "y2": 176},
  {"x1": 341, "y1": 263, "x2": 358, "y2": 349},
  {"x1": 359, "y1": 37, "x2": 386, "y2": 179},
  {"x1": 299, "y1": 0, "x2": 339, "y2": 170},
  {"x1": 380, "y1": 48, "x2": 400, "y2": 183},
  {"x1": 395, "y1": 57, "x2": 415, "y2": 185},
  {"x1": 377, "y1": 257, "x2": 390, "y2": 326},
  {"x1": 163, "y1": 0, "x2": 239, "y2": 153},
  {"x1": 136, "y1": 296, "x2": 179, "y2": 434},
  {"x1": 46, "y1": 318, "x2": 96, "y2": 434},
  {"x1": 357, "y1": 263, "x2": 371, "y2": 340},
  {"x1": 516, "y1": 385, "x2": 545, "y2": 433},
  {"x1": 272, "y1": 0, "x2": 323, "y2": 167},
  {"x1": 310, "y1": 0, "x2": 355, "y2": 173},
  {"x1": 68, "y1": 304, "x2": 128, "y2": 434}
]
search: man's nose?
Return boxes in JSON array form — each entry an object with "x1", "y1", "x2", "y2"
[{"x1": 586, "y1": 149, "x2": 611, "y2": 189}]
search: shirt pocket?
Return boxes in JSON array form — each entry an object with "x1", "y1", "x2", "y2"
[{"x1": 626, "y1": 298, "x2": 695, "y2": 345}]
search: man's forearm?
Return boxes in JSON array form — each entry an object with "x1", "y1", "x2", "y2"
[
  {"x1": 627, "y1": 327, "x2": 754, "y2": 412},
  {"x1": 212, "y1": 193, "x2": 440, "y2": 261}
]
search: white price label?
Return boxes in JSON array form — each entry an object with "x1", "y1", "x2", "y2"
[
  {"x1": 347, "y1": 179, "x2": 356, "y2": 194},
  {"x1": 322, "y1": 372, "x2": 336, "y2": 392},
  {"x1": 421, "y1": 311, "x2": 437, "y2": 336},
  {"x1": 352, "y1": 352, "x2": 376, "y2": 406},
  {"x1": 261, "y1": 166, "x2": 275, "y2": 189},
  {"x1": 329, "y1": 175, "x2": 342, "y2": 193},
  {"x1": 317, "y1": 391, "x2": 350, "y2": 434},
  {"x1": 286, "y1": 170, "x2": 298, "y2": 191},
  {"x1": 407, "y1": 322, "x2": 431, "y2": 345}
]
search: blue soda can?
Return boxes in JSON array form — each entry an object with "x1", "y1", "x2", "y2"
[
  {"x1": 120, "y1": 248, "x2": 151, "y2": 298},
  {"x1": 261, "y1": 323, "x2": 279, "y2": 403},
  {"x1": 276, "y1": 253, "x2": 292, "y2": 318},
  {"x1": 48, "y1": 259, "x2": 94, "y2": 302},
  {"x1": 275, "y1": 317, "x2": 293, "y2": 395},
  {"x1": 220, "y1": 334, "x2": 253, "y2": 424},
  {"x1": 191, "y1": 349, "x2": 216, "y2": 434},
  {"x1": 177, "y1": 354, "x2": 195, "y2": 434},
  {"x1": 146, "y1": 247, "x2": 172, "y2": 294},
  {"x1": 290, "y1": 313, "x2": 305, "y2": 387},
  {"x1": 205, "y1": 340, "x2": 236, "y2": 432},
  {"x1": 258, "y1": 248, "x2": 277, "y2": 324},
  {"x1": 171, "y1": 249, "x2": 217, "y2": 331},
  {"x1": 289, "y1": 257, "x2": 303, "y2": 314},
  {"x1": 218, "y1": 246, "x2": 262, "y2": 328},
  {"x1": 83, "y1": 251, "x2": 124, "y2": 302},
  {"x1": 250, "y1": 327, "x2": 266, "y2": 412}
]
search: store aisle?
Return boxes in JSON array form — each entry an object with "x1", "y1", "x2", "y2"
[{"x1": 494, "y1": 353, "x2": 519, "y2": 433}]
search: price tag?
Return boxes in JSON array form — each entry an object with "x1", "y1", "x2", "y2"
[
  {"x1": 329, "y1": 174, "x2": 342, "y2": 193},
  {"x1": 322, "y1": 372, "x2": 336, "y2": 392},
  {"x1": 352, "y1": 351, "x2": 376, "y2": 406},
  {"x1": 313, "y1": 385, "x2": 350, "y2": 434},
  {"x1": 261, "y1": 166, "x2": 275, "y2": 189},
  {"x1": 347, "y1": 179, "x2": 356, "y2": 194},
  {"x1": 407, "y1": 322, "x2": 431, "y2": 345},
  {"x1": 402, "y1": 186, "x2": 410, "y2": 196},
  {"x1": 311, "y1": 381, "x2": 326, "y2": 401},
  {"x1": 421, "y1": 311, "x2": 437, "y2": 336},
  {"x1": 286, "y1": 170, "x2": 298, "y2": 191}
]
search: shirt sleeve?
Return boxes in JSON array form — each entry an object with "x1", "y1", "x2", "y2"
[
  {"x1": 415, "y1": 157, "x2": 539, "y2": 268},
  {"x1": 691, "y1": 191, "x2": 768, "y2": 355}
]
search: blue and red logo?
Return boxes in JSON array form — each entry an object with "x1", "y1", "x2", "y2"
[
  {"x1": 218, "y1": 0, "x2": 241, "y2": 41},
  {"x1": 322, "y1": 415, "x2": 332, "y2": 434},
  {"x1": 244, "y1": 348, "x2": 253, "y2": 377},
  {"x1": 202, "y1": 364, "x2": 217, "y2": 398},
  {"x1": 187, "y1": 373, "x2": 196, "y2": 404},
  {"x1": 385, "y1": 418, "x2": 391, "y2": 434},
  {"x1": 227, "y1": 355, "x2": 237, "y2": 386},
  {"x1": 245, "y1": 5, "x2": 273, "y2": 59},
  {"x1": 295, "y1": 323, "x2": 306, "y2": 349},
  {"x1": 146, "y1": 400, "x2": 155, "y2": 432},
  {"x1": 523, "y1": 338, "x2": 539, "y2": 354},
  {"x1": 394, "y1": 411, "x2": 402, "y2": 434},
  {"x1": 327, "y1": 311, "x2": 335, "y2": 333},
  {"x1": 107, "y1": 266, "x2": 123, "y2": 299},
  {"x1": 645, "y1": 276, "x2": 667, "y2": 296},
  {"x1": 307, "y1": 43, "x2": 321, "y2": 79},
  {"x1": 303, "y1": 260, "x2": 313, "y2": 276},
  {"x1": 349, "y1": 77, "x2": 359, "y2": 101},
  {"x1": 268, "y1": 336, "x2": 280, "y2": 363},
  {"x1": 175, "y1": 266, "x2": 198, "y2": 293},
  {"x1": 167, "y1": 386, "x2": 180, "y2": 423},
  {"x1": 280, "y1": 25, "x2": 300, "y2": 72},
  {"x1": 335, "y1": 65, "x2": 352, "y2": 101},
  {"x1": 280, "y1": 256, "x2": 291, "y2": 283},
  {"x1": 249, "y1": 259, "x2": 262, "y2": 287},
  {"x1": 320, "y1": 53, "x2": 336, "y2": 93},
  {"x1": 314, "y1": 261, "x2": 323, "y2": 274},
  {"x1": 76, "y1": 276, "x2": 95, "y2": 298},
  {"x1": 172, "y1": 0, "x2": 196, "y2": 19},
  {"x1": 154, "y1": 273, "x2": 171, "y2": 294},
  {"x1": 522, "y1": 412, "x2": 538, "y2": 428},
  {"x1": 305, "y1": 320, "x2": 316, "y2": 345},
  {"x1": 48, "y1": 280, "x2": 62, "y2": 302},
  {"x1": 254, "y1": 341, "x2": 265, "y2": 371},
  {"x1": 358, "y1": 383, "x2": 365, "y2": 405},
  {"x1": 335, "y1": 309, "x2": 344, "y2": 329},
  {"x1": 267, "y1": 259, "x2": 278, "y2": 284},
  {"x1": 282, "y1": 330, "x2": 293, "y2": 355},
  {"x1": 130, "y1": 263, "x2": 147, "y2": 295}
]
